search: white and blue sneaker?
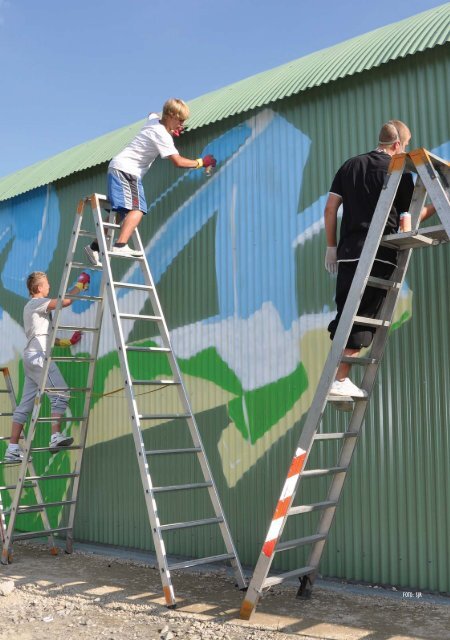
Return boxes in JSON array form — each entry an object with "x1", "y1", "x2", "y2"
[
  {"x1": 49, "y1": 432, "x2": 74, "y2": 453},
  {"x1": 4, "y1": 445, "x2": 24, "y2": 464}
]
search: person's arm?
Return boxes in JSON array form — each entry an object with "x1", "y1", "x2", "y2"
[
  {"x1": 419, "y1": 204, "x2": 436, "y2": 222},
  {"x1": 324, "y1": 193, "x2": 342, "y2": 274},
  {"x1": 168, "y1": 154, "x2": 216, "y2": 170},
  {"x1": 47, "y1": 272, "x2": 90, "y2": 311}
]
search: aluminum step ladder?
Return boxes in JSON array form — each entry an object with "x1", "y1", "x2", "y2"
[
  {"x1": 0, "y1": 367, "x2": 62, "y2": 561},
  {"x1": 240, "y1": 148, "x2": 450, "y2": 619},
  {"x1": 0, "y1": 193, "x2": 245, "y2": 607}
]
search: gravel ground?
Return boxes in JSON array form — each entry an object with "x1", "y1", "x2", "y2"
[{"x1": 0, "y1": 543, "x2": 449, "y2": 640}]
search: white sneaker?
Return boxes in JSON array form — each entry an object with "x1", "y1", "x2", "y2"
[
  {"x1": 111, "y1": 244, "x2": 143, "y2": 258},
  {"x1": 84, "y1": 245, "x2": 102, "y2": 267},
  {"x1": 49, "y1": 432, "x2": 74, "y2": 453},
  {"x1": 329, "y1": 378, "x2": 367, "y2": 398},
  {"x1": 4, "y1": 446, "x2": 24, "y2": 463}
]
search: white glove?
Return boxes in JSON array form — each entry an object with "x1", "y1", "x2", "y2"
[{"x1": 325, "y1": 247, "x2": 338, "y2": 274}]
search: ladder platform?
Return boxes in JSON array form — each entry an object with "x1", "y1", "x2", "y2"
[
  {"x1": 12, "y1": 526, "x2": 71, "y2": 541},
  {"x1": 159, "y1": 517, "x2": 223, "y2": 532},
  {"x1": 301, "y1": 466, "x2": 348, "y2": 477},
  {"x1": 276, "y1": 533, "x2": 327, "y2": 553},
  {"x1": 263, "y1": 566, "x2": 316, "y2": 588},
  {"x1": 353, "y1": 315, "x2": 390, "y2": 328},
  {"x1": 381, "y1": 224, "x2": 449, "y2": 250},
  {"x1": 169, "y1": 553, "x2": 235, "y2": 571},
  {"x1": 289, "y1": 500, "x2": 338, "y2": 516},
  {"x1": 146, "y1": 447, "x2": 202, "y2": 456},
  {"x1": 153, "y1": 482, "x2": 212, "y2": 493},
  {"x1": 140, "y1": 413, "x2": 190, "y2": 420}
]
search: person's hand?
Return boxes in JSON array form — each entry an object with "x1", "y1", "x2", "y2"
[
  {"x1": 75, "y1": 272, "x2": 90, "y2": 291},
  {"x1": 325, "y1": 247, "x2": 338, "y2": 274},
  {"x1": 202, "y1": 154, "x2": 217, "y2": 168}
]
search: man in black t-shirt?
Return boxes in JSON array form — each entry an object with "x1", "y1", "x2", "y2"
[{"x1": 324, "y1": 120, "x2": 435, "y2": 399}]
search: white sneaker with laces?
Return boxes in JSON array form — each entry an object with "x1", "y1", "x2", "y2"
[
  {"x1": 49, "y1": 432, "x2": 74, "y2": 453},
  {"x1": 111, "y1": 244, "x2": 143, "y2": 258},
  {"x1": 4, "y1": 446, "x2": 24, "y2": 463},
  {"x1": 84, "y1": 245, "x2": 102, "y2": 267},
  {"x1": 329, "y1": 378, "x2": 367, "y2": 398}
]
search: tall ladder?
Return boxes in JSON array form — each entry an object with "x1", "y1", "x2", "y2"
[
  {"x1": 1, "y1": 194, "x2": 245, "y2": 607},
  {"x1": 0, "y1": 367, "x2": 61, "y2": 561},
  {"x1": 240, "y1": 148, "x2": 450, "y2": 619}
]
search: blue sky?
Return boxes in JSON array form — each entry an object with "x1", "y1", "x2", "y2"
[{"x1": 0, "y1": 0, "x2": 446, "y2": 178}]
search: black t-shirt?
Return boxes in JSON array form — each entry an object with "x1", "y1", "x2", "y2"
[{"x1": 330, "y1": 150, "x2": 414, "y2": 263}]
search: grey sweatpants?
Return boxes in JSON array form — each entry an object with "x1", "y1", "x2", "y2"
[{"x1": 12, "y1": 350, "x2": 69, "y2": 425}]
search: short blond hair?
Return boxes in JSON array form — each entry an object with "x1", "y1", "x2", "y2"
[
  {"x1": 26, "y1": 271, "x2": 47, "y2": 295},
  {"x1": 162, "y1": 98, "x2": 190, "y2": 121},
  {"x1": 378, "y1": 119, "x2": 410, "y2": 146}
]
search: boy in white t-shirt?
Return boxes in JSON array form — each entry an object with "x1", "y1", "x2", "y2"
[
  {"x1": 85, "y1": 98, "x2": 217, "y2": 266},
  {"x1": 4, "y1": 270, "x2": 90, "y2": 463}
]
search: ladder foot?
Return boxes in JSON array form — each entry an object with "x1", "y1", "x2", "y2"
[
  {"x1": 296, "y1": 574, "x2": 314, "y2": 599},
  {"x1": 167, "y1": 604, "x2": 177, "y2": 610},
  {"x1": 50, "y1": 547, "x2": 59, "y2": 556}
]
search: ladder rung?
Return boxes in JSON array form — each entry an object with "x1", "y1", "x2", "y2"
[
  {"x1": 126, "y1": 346, "x2": 171, "y2": 353},
  {"x1": 276, "y1": 533, "x2": 327, "y2": 552},
  {"x1": 43, "y1": 387, "x2": 90, "y2": 393},
  {"x1": 314, "y1": 432, "x2": 358, "y2": 440},
  {"x1": 133, "y1": 379, "x2": 180, "y2": 386},
  {"x1": 30, "y1": 445, "x2": 82, "y2": 452},
  {"x1": 168, "y1": 553, "x2": 235, "y2": 571},
  {"x1": 26, "y1": 473, "x2": 80, "y2": 481},
  {"x1": 353, "y1": 315, "x2": 390, "y2": 328},
  {"x1": 367, "y1": 275, "x2": 400, "y2": 290},
  {"x1": 64, "y1": 294, "x2": 102, "y2": 302},
  {"x1": 263, "y1": 566, "x2": 316, "y2": 588},
  {"x1": 301, "y1": 466, "x2": 347, "y2": 477},
  {"x1": 146, "y1": 447, "x2": 202, "y2": 456},
  {"x1": 58, "y1": 325, "x2": 99, "y2": 333},
  {"x1": 102, "y1": 222, "x2": 121, "y2": 229},
  {"x1": 289, "y1": 500, "x2": 337, "y2": 516},
  {"x1": 77, "y1": 230, "x2": 97, "y2": 239},
  {"x1": 341, "y1": 356, "x2": 378, "y2": 365},
  {"x1": 36, "y1": 415, "x2": 86, "y2": 422},
  {"x1": 7, "y1": 500, "x2": 77, "y2": 515},
  {"x1": 119, "y1": 313, "x2": 161, "y2": 321},
  {"x1": 0, "y1": 483, "x2": 37, "y2": 490},
  {"x1": 113, "y1": 282, "x2": 153, "y2": 292},
  {"x1": 50, "y1": 357, "x2": 96, "y2": 363},
  {"x1": 140, "y1": 413, "x2": 190, "y2": 420},
  {"x1": 327, "y1": 394, "x2": 368, "y2": 403},
  {"x1": 159, "y1": 517, "x2": 222, "y2": 532},
  {"x1": 153, "y1": 482, "x2": 212, "y2": 493},
  {"x1": 12, "y1": 527, "x2": 71, "y2": 541}
]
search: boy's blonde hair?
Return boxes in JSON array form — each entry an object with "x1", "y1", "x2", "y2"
[
  {"x1": 162, "y1": 98, "x2": 190, "y2": 121},
  {"x1": 378, "y1": 119, "x2": 410, "y2": 146},
  {"x1": 27, "y1": 271, "x2": 47, "y2": 295}
]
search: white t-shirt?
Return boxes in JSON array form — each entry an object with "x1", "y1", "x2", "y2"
[
  {"x1": 23, "y1": 297, "x2": 51, "y2": 352},
  {"x1": 109, "y1": 113, "x2": 179, "y2": 178}
]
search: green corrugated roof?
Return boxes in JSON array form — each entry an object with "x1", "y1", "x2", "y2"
[{"x1": 1, "y1": 3, "x2": 449, "y2": 203}]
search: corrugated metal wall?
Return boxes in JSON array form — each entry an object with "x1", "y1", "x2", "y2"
[{"x1": 0, "y1": 44, "x2": 449, "y2": 592}]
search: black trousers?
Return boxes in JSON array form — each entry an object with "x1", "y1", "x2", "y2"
[{"x1": 328, "y1": 260, "x2": 396, "y2": 349}]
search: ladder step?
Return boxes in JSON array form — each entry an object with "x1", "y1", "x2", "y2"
[
  {"x1": 153, "y1": 482, "x2": 212, "y2": 493},
  {"x1": 65, "y1": 293, "x2": 102, "y2": 302},
  {"x1": 341, "y1": 356, "x2": 378, "y2": 365},
  {"x1": 263, "y1": 566, "x2": 316, "y2": 588},
  {"x1": 277, "y1": 533, "x2": 327, "y2": 552},
  {"x1": 58, "y1": 325, "x2": 99, "y2": 333},
  {"x1": 0, "y1": 483, "x2": 37, "y2": 491},
  {"x1": 113, "y1": 281, "x2": 153, "y2": 292},
  {"x1": 289, "y1": 500, "x2": 338, "y2": 516},
  {"x1": 36, "y1": 416, "x2": 86, "y2": 422},
  {"x1": 30, "y1": 445, "x2": 82, "y2": 453},
  {"x1": 381, "y1": 231, "x2": 439, "y2": 249},
  {"x1": 327, "y1": 394, "x2": 368, "y2": 403},
  {"x1": 26, "y1": 473, "x2": 80, "y2": 481},
  {"x1": 102, "y1": 222, "x2": 121, "y2": 229},
  {"x1": 367, "y1": 275, "x2": 400, "y2": 290},
  {"x1": 133, "y1": 379, "x2": 180, "y2": 386},
  {"x1": 301, "y1": 466, "x2": 348, "y2": 477},
  {"x1": 314, "y1": 432, "x2": 358, "y2": 440},
  {"x1": 146, "y1": 447, "x2": 202, "y2": 456},
  {"x1": 126, "y1": 346, "x2": 171, "y2": 353},
  {"x1": 353, "y1": 315, "x2": 390, "y2": 328},
  {"x1": 160, "y1": 517, "x2": 222, "y2": 532},
  {"x1": 168, "y1": 553, "x2": 235, "y2": 571},
  {"x1": 140, "y1": 413, "x2": 190, "y2": 420},
  {"x1": 12, "y1": 527, "x2": 71, "y2": 541},
  {"x1": 51, "y1": 357, "x2": 96, "y2": 363},
  {"x1": 43, "y1": 387, "x2": 90, "y2": 393},
  {"x1": 119, "y1": 313, "x2": 161, "y2": 321},
  {"x1": 77, "y1": 230, "x2": 97, "y2": 239},
  {"x1": 6, "y1": 500, "x2": 77, "y2": 515}
]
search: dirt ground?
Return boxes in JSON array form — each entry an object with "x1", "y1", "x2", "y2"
[{"x1": 0, "y1": 542, "x2": 449, "y2": 640}]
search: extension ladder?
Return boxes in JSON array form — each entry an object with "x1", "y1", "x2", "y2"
[
  {"x1": 240, "y1": 148, "x2": 450, "y2": 619},
  {"x1": 1, "y1": 194, "x2": 246, "y2": 608}
]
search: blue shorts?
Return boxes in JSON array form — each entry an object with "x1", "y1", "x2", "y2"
[{"x1": 107, "y1": 169, "x2": 147, "y2": 215}]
